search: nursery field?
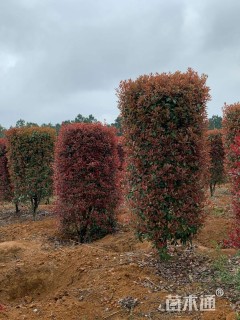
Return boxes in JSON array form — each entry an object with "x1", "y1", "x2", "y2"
[{"x1": 0, "y1": 185, "x2": 239, "y2": 320}]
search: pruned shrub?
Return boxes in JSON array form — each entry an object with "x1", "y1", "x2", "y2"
[
  {"x1": 222, "y1": 103, "x2": 240, "y2": 175},
  {"x1": 224, "y1": 227, "x2": 240, "y2": 249},
  {"x1": 207, "y1": 129, "x2": 225, "y2": 196},
  {"x1": 117, "y1": 68, "x2": 210, "y2": 257},
  {"x1": 230, "y1": 135, "x2": 240, "y2": 222},
  {"x1": 54, "y1": 123, "x2": 120, "y2": 242},
  {"x1": 222, "y1": 103, "x2": 240, "y2": 247},
  {"x1": 0, "y1": 139, "x2": 12, "y2": 202},
  {"x1": 222, "y1": 103, "x2": 240, "y2": 150},
  {"x1": 6, "y1": 127, "x2": 55, "y2": 217}
]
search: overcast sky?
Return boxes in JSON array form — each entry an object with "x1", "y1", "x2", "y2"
[{"x1": 0, "y1": 0, "x2": 239, "y2": 127}]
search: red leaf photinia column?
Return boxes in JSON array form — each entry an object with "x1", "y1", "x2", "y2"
[
  {"x1": 230, "y1": 136, "x2": 240, "y2": 222},
  {"x1": 117, "y1": 68, "x2": 210, "y2": 257},
  {"x1": 6, "y1": 127, "x2": 55, "y2": 217},
  {"x1": 222, "y1": 102, "x2": 240, "y2": 174},
  {"x1": 54, "y1": 123, "x2": 120, "y2": 242},
  {"x1": 222, "y1": 103, "x2": 240, "y2": 248},
  {"x1": 0, "y1": 138, "x2": 12, "y2": 202}
]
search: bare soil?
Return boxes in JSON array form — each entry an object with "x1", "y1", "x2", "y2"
[{"x1": 0, "y1": 185, "x2": 239, "y2": 320}]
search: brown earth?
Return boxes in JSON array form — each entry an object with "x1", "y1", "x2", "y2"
[{"x1": 0, "y1": 185, "x2": 239, "y2": 320}]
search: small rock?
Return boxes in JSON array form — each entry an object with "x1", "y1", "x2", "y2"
[
  {"x1": 118, "y1": 296, "x2": 139, "y2": 310},
  {"x1": 24, "y1": 296, "x2": 33, "y2": 304}
]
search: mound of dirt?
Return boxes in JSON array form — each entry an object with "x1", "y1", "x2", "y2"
[{"x1": 0, "y1": 186, "x2": 238, "y2": 319}]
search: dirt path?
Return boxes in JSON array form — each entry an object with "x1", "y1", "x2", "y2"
[{"x1": 0, "y1": 185, "x2": 239, "y2": 320}]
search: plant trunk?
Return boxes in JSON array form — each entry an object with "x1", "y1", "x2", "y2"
[
  {"x1": 31, "y1": 196, "x2": 39, "y2": 220},
  {"x1": 210, "y1": 183, "x2": 214, "y2": 197},
  {"x1": 15, "y1": 203, "x2": 20, "y2": 214}
]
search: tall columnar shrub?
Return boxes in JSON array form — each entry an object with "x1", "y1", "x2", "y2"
[
  {"x1": 222, "y1": 103, "x2": 240, "y2": 177},
  {"x1": 54, "y1": 123, "x2": 120, "y2": 242},
  {"x1": 0, "y1": 139, "x2": 12, "y2": 202},
  {"x1": 224, "y1": 135, "x2": 240, "y2": 248},
  {"x1": 222, "y1": 103, "x2": 240, "y2": 151},
  {"x1": 222, "y1": 103, "x2": 240, "y2": 220},
  {"x1": 207, "y1": 129, "x2": 225, "y2": 196},
  {"x1": 230, "y1": 136, "x2": 240, "y2": 221},
  {"x1": 117, "y1": 68, "x2": 210, "y2": 256},
  {"x1": 6, "y1": 127, "x2": 55, "y2": 217}
]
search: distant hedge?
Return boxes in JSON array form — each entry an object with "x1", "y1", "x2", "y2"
[
  {"x1": 6, "y1": 127, "x2": 55, "y2": 217},
  {"x1": 207, "y1": 129, "x2": 225, "y2": 196},
  {"x1": 54, "y1": 123, "x2": 120, "y2": 242},
  {"x1": 117, "y1": 68, "x2": 210, "y2": 257}
]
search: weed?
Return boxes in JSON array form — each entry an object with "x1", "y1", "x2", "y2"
[{"x1": 212, "y1": 249, "x2": 240, "y2": 291}]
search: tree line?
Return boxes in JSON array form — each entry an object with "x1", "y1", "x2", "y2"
[
  {"x1": 0, "y1": 114, "x2": 220, "y2": 138},
  {"x1": 0, "y1": 114, "x2": 122, "y2": 138}
]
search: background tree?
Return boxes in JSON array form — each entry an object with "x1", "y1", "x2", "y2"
[
  {"x1": 0, "y1": 125, "x2": 6, "y2": 138},
  {"x1": 208, "y1": 115, "x2": 222, "y2": 129},
  {"x1": 15, "y1": 119, "x2": 39, "y2": 128},
  {"x1": 74, "y1": 114, "x2": 97, "y2": 123},
  {"x1": 111, "y1": 116, "x2": 122, "y2": 136}
]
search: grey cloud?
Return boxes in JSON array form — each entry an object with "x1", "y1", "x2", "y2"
[{"x1": 0, "y1": 0, "x2": 239, "y2": 127}]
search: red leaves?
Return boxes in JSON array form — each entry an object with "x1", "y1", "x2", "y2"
[
  {"x1": 224, "y1": 227, "x2": 240, "y2": 249},
  {"x1": 230, "y1": 135, "x2": 240, "y2": 222},
  {"x1": 0, "y1": 139, "x2": 12, "y2": 202},
  {"x1": 222, "y1": 104, "x2": 240, "y2": 247},
  {"x1": 54, "y1": 123, "x2": 120, "y2": 242},
  {"x1": 117, "y1": 69, "x2": 210, "y2": 256}
]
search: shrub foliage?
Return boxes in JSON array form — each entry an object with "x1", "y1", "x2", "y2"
[
  {"x1": 54, "y1": 123, "x2": 120, "y2": 242},
  {"x1": 207, "y1": 129, "x2": 225, "y2": 196},
  {"x1": 117, "y1": 68, "x2": 210, "y2": 256},
  {"x1": 222, "y1": 103, "x2": 240, "y2": 150},
  {"x1": 6, "y1": 127, "x2": 55, "y2": 217},
  {"x1": 222, "y1": 103, "x2": 240, "y2": 173},
  {"x1": 222, "y1": 103, "x2": 240, "y2": 247},
  {"x1": 230, "y1": 136, "x2": 240, "y2": 221},
  {"x1": 0, "y1": 139, "x2": 12, "y2": 202}
]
